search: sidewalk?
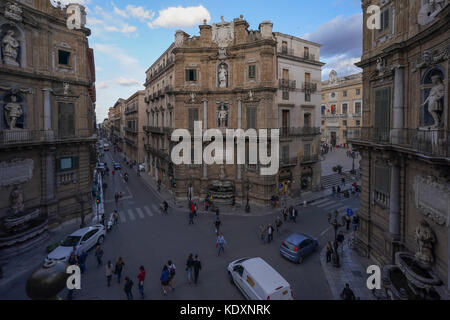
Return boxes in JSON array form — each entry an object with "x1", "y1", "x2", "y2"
[{"x1": 319, "y1": 231, "x2": 378, "y2": 300}]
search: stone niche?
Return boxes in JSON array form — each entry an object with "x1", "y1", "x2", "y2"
[{"x1": 413, "y1": 175, "x2": 450, "y2": 227}]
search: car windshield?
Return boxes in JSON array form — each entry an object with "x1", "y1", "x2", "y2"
[
  {"x1": 61, "y1": 236, "x2": 81, "y2": 247},
  {"x1": 283, "y1": 241, "x2": 297, "y2": 251}
]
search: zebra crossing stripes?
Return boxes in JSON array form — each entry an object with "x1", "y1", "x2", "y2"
[
  {"x1": 144, "y1": 206, "x2": 154, "y2": 217},
  {"x1": 313, "y1": 198, "x2": 333, "y2": 206},
  {"x1": 136, "y1": 207, "x2": 145, "y2": 219},
  {"x1": 317, "y1": 200, "x2": 336, "y2": 208},
  {"x1": 127, "y1": 209, "x2": 136, "y2": 221},
  {"x1": 120, "y1": 211, "x2": 126, "y2": 223}
]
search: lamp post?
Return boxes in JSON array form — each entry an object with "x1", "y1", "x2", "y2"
[
  {"x1": 245, "y1": 178, "x2": 251, "y2": 213},
  {"x1": 327, "y1": 210, "x2": 345, "y2": 268}
]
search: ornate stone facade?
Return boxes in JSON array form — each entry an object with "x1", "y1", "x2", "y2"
[
  {"x1": 0, "y1": 0, "x2": 96, "y2": 258},
  {"x1": 350, "y1": 0, "x2": 449, "y2": 296}
]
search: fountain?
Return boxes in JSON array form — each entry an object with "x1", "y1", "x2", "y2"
[
  {"x1": 0, "y1": 184, "x2": 48, "y2": 259},
  {"x1": 382, "y1": 220, "x2": 443, "y2": 300},
  {"x1": 207, "y1": 165, "x2": 235, "y2": 205}
]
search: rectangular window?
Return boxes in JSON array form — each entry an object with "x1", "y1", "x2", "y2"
[
  {"x1": 380, "y1": 8, "x2": 390, "y2": 31},
  {"x1": 356, "y1": 120, "x2": 361, "y2": 126},
  {"x1": 282, "y1": 145, "x2": 289, "y2": 163},
  {"x1": 355, "y1": 102, "x2": 362, "y2": 115},
  {"x1": 282, "y1": 91, "x2": 289, "y2": 100},
  {"x1": 342, "y1": 103, "x2": 348, "y2": 115},
  {"x1": 188, "y1": 108, "x2": 198, "y2": 133},
  {"x1": 356, "y1": 89, "x2": 361, "y2": 95},
  {"x1": 343, "y1": 91, "x2": 347, "y2": 97},
  {"x1": 246, "y1": 107, "x2": 257, "y2": 129},
  {"x1": 57, "y1": 156, "x2": 79, "y2": 172},
  {"x1": 343, "y1": 120, "x2": 347, "y2": 126},
  {"x1": 374, "y1": 87, "x2": 391, "y2": 142},
  {"x1": 185, "y1": 69, "x2": 197, "y2": 81},
  {"x1": 281, "y1": 41, "x2": 288, "y2": 54},
  {"x1": 248, "y1": 65, "x2": 256, "y2": 79},
  {"x1": 305, "y1": 92, "x2": 311, "y2": 102},
  {"x1": 374, "y1": 166, "x2": 390, "y2": 197},
  {"x1": 58, "y1": 102, "x2": 75, "y2": 137},
  {"x1": 58, "y1": 50, "x2": 71, "y2": 66}
]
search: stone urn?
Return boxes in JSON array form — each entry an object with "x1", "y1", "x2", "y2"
[{"x1": 26, "y1": 260, "x2": 69, "y2": 300}]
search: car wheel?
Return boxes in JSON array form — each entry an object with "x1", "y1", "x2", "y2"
[
  {"x1": 97, "y1": 235, "x2": 105, "y2": 245},
  {"x1": 297, "y1": 256, "x2": 304, "y2": 264}
]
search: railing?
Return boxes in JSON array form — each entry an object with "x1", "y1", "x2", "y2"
[
  {"x1": 0, "y1": 129, "x2": 96, "y2": 148},
  {"x1": 148, "y1": 58, "x2": 174, "y2": 81},
  {"x1": 124, "y1": 107, "x2": 138, "y2": 115},
  {"x1": 125, "y1": 127, "x2": 137, "y2": 134},
  {"x1": 279, "y1": 79, "x2": 296, "y2": 90},
  {"x1": 280, "y1": 47, "x2": 294, "y2": 55},
  {"x1": 347, "y1": 127, "x2": 450, "y2": 158},
  {"x1": 303, "y1": 53, "x2": 316, "y2": 61},
  {"x1": 280, "y1": 157, "x2": 298, "y2": 167},
  {"x1": 144, "y1": 144, "x2": 169, "y2": 160},
  {"x1": 281, "y1": 127, "x2": 321, "y2": 137},
  {"x1": 301, "y1": 82, "x2": 318, "y2": 93},
  {"x1": 124, "y1": 137, "x2": 136, "y2": 147},
  {"x1": 143, "y1": 125, "x2": 173, "y2": 135},
  {"x1": 301, "y1": 154, "x2": 320, "y2": 163}
]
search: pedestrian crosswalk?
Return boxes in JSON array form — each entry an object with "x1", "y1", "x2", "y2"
[
  {"x1": 110, "y1": 205, "x2": 161, "y2": 224},
  {"x1": 310, "y1": 196, "x2": 358, "y2": 214}
]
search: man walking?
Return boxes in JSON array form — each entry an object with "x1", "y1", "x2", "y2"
[
  {"x1": 106, "y1": 261, "x2": 114, "y2": 287},
  {"x1": 267, "y1": 224, "x2": 274, "y2": 243},
  {"x1": 291, "y1": 207, "x2": 298, "y2": 224},
  {"x1": 215, "y1": 217, "x2": 221, "y2": 235},
  {"x1": 78, "y1": 250, "x2": 88, "y2": 274},
  {"x1": 341, "y1": 283, "x2": 356, "y2": 300},
  {"x1": 137, "y1": 266, "x2": 146, "y2": 299},
  {"x1": 94, "y1": 245, "x2": 103, "y2": 267},
  {"x1": 337, "y1": 231, "x2": 345, "y2": 255},
  {"x1": 168, "y1": 260, "x2": 176, "y2": 291},
  {"x1": 193, "y1": 255, "x2": 202, "y2": 286},
  {"x1": 217, "y1": 233, "x2": 226, "y2": 256},
  {"x1": 124, "y1": 277, "x2": 134, "y2": 300},
  {"x1": 186, "y1": 254, "x2": 194, "y2": 284},
  {"x1": 275, "y1": 216, "x2": 282, "y2": 234},
  {"x1": 189, "y1": 208, "x2": 195, "y2": 225}
]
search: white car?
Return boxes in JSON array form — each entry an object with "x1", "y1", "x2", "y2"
[
  {"x1": 45, "y1": 224, "x2": 106, "y2": 263},
  {"x1": 227, "y1": 257, "x2": 294, "y2": 300}
]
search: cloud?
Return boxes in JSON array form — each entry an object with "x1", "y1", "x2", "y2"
[
  {"x1": 303, "y1": 13, "x2": 362, "y2": 58},
  {"x1": 112, "y1": 4, "x2": 155, "y2": 22},
  {"x1": 321, "y1": 54, "x2": 362, "y2": 80},
  {"x1": 148, "y1": 5, "x2": 211, "y2": 28},
  {"x1": 97, "y1": 82, "x2": 110, "y2": 90},
  {"x1": 93, "y1": 44, "x2": 140, "y2": 68},
  {"x1": 115, "y1": 77, "x2": 141, "y2": 87}
]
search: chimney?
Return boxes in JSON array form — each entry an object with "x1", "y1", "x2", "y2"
[
  {"x1": 259, "y1": 21, "x2": 273, "y2": 39},
  {"x1": 199, "y1": 20, "x2": 212, "y2": 47},
  {"x1": 234, "y1": 16, "x2": 249, "y2": 45}
]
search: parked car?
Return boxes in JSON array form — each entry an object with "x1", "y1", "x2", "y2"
[
  {"x1": 138, "y1": 163, "x2": 145, "y2": 172},
  {"x1": 45, "y1": 224, "x2": 106, "y2": 263},
  {"x1": 103, "y1": 143, "x2": 110, "y2": 151},
  {"x1": 280, "y1": 233, "x2": 318, "y2": 264},
  {"x1": 96, "y1": 162, "x2": 105, "y2": 172},
  {"x1": 227, "y1": 257, "x2": 293, "y2": 300},
  {"x1": 114, "y1": 163, "x2": 121, "y2": 170}
]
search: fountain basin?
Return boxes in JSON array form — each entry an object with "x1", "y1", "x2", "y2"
[{"x1": 395, "y1": 252, "x2": 442, "y2": 289}]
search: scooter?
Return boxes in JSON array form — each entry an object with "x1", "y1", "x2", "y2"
[
  {"x1": 106, "y1": 214, "x2": 114, "y2": 232},
  {"x1": 124, "y1": 173, "x2": 129, "y2": 182}
]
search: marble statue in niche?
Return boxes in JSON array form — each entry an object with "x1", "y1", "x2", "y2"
[
  {"x1": 415, "y1": 219, "x2": 436, "y2": 265},
  {"x1": 422, "y1": 74, "x2": 445, "y2": 128},
  {"x1": 10, "y1": 184, "x2": 25, "y2": 215},
  {"x1": 4, "y1": 93, "x2": 24, "y2": 130},
  {"x1": 2, "y1": 30, "x2": 20, "y2": 67},
  {"x1": 217, "y1": 104, "x2": 229, "y2": 127},
  {"x1": 329, "y1": 70, "x2": 338, "y2": 85},
  {"x1": 218, "y1": 63, "x2": 228, "y2": 88}
]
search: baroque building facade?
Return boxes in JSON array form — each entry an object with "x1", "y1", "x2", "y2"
[
  {"x1": 143, "y1": 16, "x2": 323, "y2": 205},
  {"x1": 321, "y1": 71, "x2": 363, "y2": 146},
  {"x1": 0, "y1": 1, "x2": 96, "y2": 258},
  {"x1": 349, "y1": 0, "x2": 449, "y2": 297},
  {"x1": 123, "y1": 90, "x2": 146, "y2": 165}
]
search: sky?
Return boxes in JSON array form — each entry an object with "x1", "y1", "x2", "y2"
[{"x1": 58, "y1": 0, "x2": 363, "y2": 122}]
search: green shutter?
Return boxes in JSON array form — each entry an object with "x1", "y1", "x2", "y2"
[
  {"x1": 188, "y1": 108, "x2": 198, "y2": 132},
  {"x1": 374, "y1": 87, "x2": 390, "y2": 141}
]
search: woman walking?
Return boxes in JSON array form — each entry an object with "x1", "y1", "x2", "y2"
[
  {"x1": 160, "y1": 265, "x2": 170, "y2": 295},
  {"x1": 215, "y1": 217, "x2": 221, "y2": 236},
  {"x1": 186, "y1": 254, "x2": 194, "y2": 284},
  {"x1": 115, "y1": 257, "x2": 125, "y2": 283},
  {"x1": 259, "y1": 224, "x2": 266, "y2": 244},
  {"x1": 326, "y1": 242, "x2": 334, "y2": 263},
  {"x1": 106, "y1": 261, "x2": 114, "y2": 287},
  {"x1": 168, "y1": 260, "x2": 176, "y2": 291}
]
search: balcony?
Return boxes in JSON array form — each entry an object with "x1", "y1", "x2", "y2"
[
  {"x1": 0, "y1": 129, "x2": 96, "y2": 148},
  {"x1": 281, "y1": 127, "x2": 321, "y2": 138},
  {"x1": 347, "y1": 127, "x2": 450, "y2": 158},
  {"x1": 125, "y1": 127, "x2": 137, "y2": 134},
  {"x1": 280, "y1": 157, "x2": 298, "y2": 167},
  {"x1": 147, "y1": 58, "x2": 175, "y2": 82},
  {"x1": 280, "y1": 47, "x2": 294, "y2": 55},
  {"x1": 303, "y1": 52, "x2": 316, "y2": 61},
  {"x1": 124, "y1": 107, "x2": 138, "y2": 115},
  {"x1": 301, "y1": 154, "x2": 320, "y2": 164},
  {"x1": 124, "y1": 137, "x2": 136, "y2": 147},
  {"x1": 301, "y1": 82, "x2": 318, "y2": 93},
  {"x1": 279, "y1": 79, "x2": 296, "y2": 90},
  {"x1": 144, "y1": 144, "x2": 169, "y2": 160},
  {"x1": 143, "y1": 125, "x2": 173, "y2": 135}
]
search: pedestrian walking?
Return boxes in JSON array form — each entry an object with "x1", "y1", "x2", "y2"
[
  {"x1": 275, "y1": 216, "x2": 283, "y2": 233},
  {"x1": 232, "y1": 196, "x2": 236, "y2": 211},
  {"x1": 78, "y1": 250, "x2": 87, "y2": 274},
  {"x1": 215, "y1": 208, "x2": 220, "y2": 219},
  {"x1": 124, "y1": 277, "x2": 134, "y2": 300},
  {"x1": 94, "y1": 245, "x2": 103, "y2": 266},
  {"x1": 168, "y1": 260, "x2": 176, "y2": 291},
  {"x1": 137, "y1": 266, "x2": 146, "y2": 299},
  {"x1": 113, "y1": 210, "x2": 119, "y2": 225},
  {"x1": 341, "y1": 177, "x2": 346, "y2": 187},
  {"x1": 337, "y1": 185, "x2": 341, "y2": 199},
  {"x1": 186, "y1": 254, "x2": 194, "y2": 284},
  {"x1": 326, "y1": 242, "x2": 333, "y2": 263},
  {"x1": 337, "y1": 231, "x2": 345, "y2": 255},
  {"x1": 160, "y1": 265, "x2": 170, "y2": 295},
  {"x1": 344, "y1": 214, "x2": 351, "y2": 231},
  {"x1": 189, "y1": 209, "x2": 195, "y2": 225},
  {"x1": 193, "y1": 255, "x2": 202, "y2": 286},
  {"x1": 341, "y1": 283, "x2": 356, "y2": 300},
  {"x1": 215, "y1": 217, "x2": 221, "y2": 235},
  {"x1": 216, "y1": 233, "x2": 226, "y2": 256},
  {"x1": 101, "y1": 213, "x2": 106, "y2": 227},
  {"x1": 259, "y1": 224, "x2": 266, "y2": 244},
  {"x1": 205, "y1": 197, "x2": 209, "y2": 212},
  {"x1": 282, "y1": 207, "x2": 288, "y2": 222},
  {"x1": 106, "y1": 261, "x2": 114, "y2": 287},
  {"x1": 115, "y1": 257, "x2": 125, "y2": 283},
  {"x1": 352, "y1": 214, "x2": 360, "y2": 232},
  {"x1": 267, "y1": 224, "x2": 274, "y2": 243},
  {"x1": 290, "y1": 206, "x2": 298, "y2": 224}
]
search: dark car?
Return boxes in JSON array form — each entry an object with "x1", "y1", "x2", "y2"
[
  {"x1": 280, "y1": 233, "x2": 318, "y2": 264},
  {"x1": 114, "y1": 163, "x2": 121, "y2": 170}
]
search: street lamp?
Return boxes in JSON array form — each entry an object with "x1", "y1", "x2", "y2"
[
  {"x1": 327, "y1": 210, "x2": 345, "y2": 268},
  {"x1": 245, "y1": 178, "x2": 251, "y2": 213}
]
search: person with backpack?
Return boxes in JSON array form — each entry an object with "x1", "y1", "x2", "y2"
[
  {"x1": 193, "y1": 255, "x2": 202, "y2": 286},
  {"x1": 124, "y1": 277, "x2": 134, "y2": 300},
  {"x1": 160, "y1": 265, "x2": 170, "y2": 295},
  {"x1": 137, "y1": 266, "x2": 146, "y2": 299},
  {"x1": 115, "y1": 257, "x2": 125, "y2": 283},
  {"x1": 168, "y1": 260, "x2": 176, "y2": 291},
  {"x1": 186, "y1": 254, "x2": 194, "y2": 285}
]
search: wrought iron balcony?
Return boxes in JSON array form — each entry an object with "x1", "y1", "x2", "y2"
[
  {"x1": 301, "y1": 154, "x2": 320, "y2": 164},
  {"x1": 144, "y1": 144, "x2": 169, "y2": 160},
  {"x1": 280, "y1": 127, "x2": 321, "y2": 138},
  {"x1": 279, "y1": 79, "x2": 297, "y2": 90},
  {"x1": 347, "y1": 127, "x2": 450, "y2": 158},
  {"x1": 301, "y1": 82, "x2": 318, "y2": 93}
]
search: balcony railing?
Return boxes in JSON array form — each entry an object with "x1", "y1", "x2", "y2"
[
  {"x1": 280, "y1": 47, "x2": 294, "y2": 55},
  {"x1": 303, "y1": 53, "x2": 316, "y2": 61},
  {"x1": 0, "y1": 129, "x2": 96, "y2": 148},
  {"x1": 144, "y1": 144, "x2": 169, "y2": 160},
  {"x1": 143, "y1": 125, "x2": 173, "y2": 135},
  {"x1": 280, "y1": 157, "x2": 298, "y2": 167},
  {"x1": 281, "y1": 127, "x2": 321, "y2": 137},
  {"x1": 301, "y1": 82, "x2": 318, "y2": 93},
  {"x1": 125, "y1": 127, "x2": 138, "y2": 134},
  {"x1": 347, "y1": 127, "x2": 450, "y2": 158},
  {"x1": 301, "y1": 154, "x2": 320, "y2": 163},
  {"x1": 279, "y1": 79, "x2": 296, "y2": 90}
]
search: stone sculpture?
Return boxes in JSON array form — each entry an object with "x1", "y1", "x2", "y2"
[
  {"x1": 422, "y1": 74, "x2": 445, "y2": 128},
  {"x1": 2, "y1": 30, "x2": 20, "y2": 66},
  {"x1": 218, "y1": 64, "x2": 228, "y2": 88},
  {"x1": 4, "y1": 94, "x2": 23, "y2": 130},
  {"x1": 10, "y1": 184, "x2": 25, "y2": 215},
  {"x1": 415, "y1": 220, "x2": 436, "y2": 265}
]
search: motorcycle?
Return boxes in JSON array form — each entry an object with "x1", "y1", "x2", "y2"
[{"x1": 124, "y1": 173, "x2": 129, "y2": 182}]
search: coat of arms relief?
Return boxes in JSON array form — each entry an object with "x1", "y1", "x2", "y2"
[{"x1": 212, "y1": 16, "x2": 234, "y2": 48}]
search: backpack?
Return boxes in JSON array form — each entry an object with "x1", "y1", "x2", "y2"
[{"x1": 169, "y1": 265, "x2": 176, "y2": 277}]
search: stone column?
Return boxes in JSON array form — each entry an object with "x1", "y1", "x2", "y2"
[
  {"x1": 392, "y1": 66, "x2": 404, "y2": 144},
  {"x1": 46, "y1": 151, "x2": 55, "y2": 201},
  {"x1": 202, "y1": 99, "x2": 208, "y2": 179},
  {"x1": 389, "y1": 162, "x2": 401, "y2": 240},
  {"x1": 43, "y1": 88, "x2": 53, "y2": 140},
  {"x1": 237, "y1": 98, "x2": 242, "y2": 180}
]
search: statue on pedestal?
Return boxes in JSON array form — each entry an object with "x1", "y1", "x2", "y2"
[
  {"x1": 10, "y1": 185, "x2": 25, "y2": 215},
  {"x1": 415, "y1": 220, "x2": 436, "y2": 265},
  {"x1": 4, "y1": 94, "x2": 23, "y2": 130},
  {"x1": 2, "y1": 30, "x2": 20, "y2": 66},
  {"x1": 218, "y1": 64, "x2": 228, "y2": 88},
  {"x1": 422, "y1": 75, "x2": 445, "y2": 128}
]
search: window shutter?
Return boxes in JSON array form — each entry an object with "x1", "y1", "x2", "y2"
[
  {"x1": 188, "y1": 108, "x2": 198, "y2": 132},
  {"x1": 282, "y1": 145, "x2": 289, "y2": 163},
  {"x1": 383, "y1": 9, "x2": 390, "y2": 30},
  {"x1": 374, "y1": 87, "x2": 390, "y2": 129},
  {"x1": 185, "y1": 69, "x2": 189, "y2": 81},
  {"x1": 249, "y1": 65, "x2": 256, "y2": 79},
  {"x1": 374, "y1": 166, "x2": 390, "y2": 194},
  {"x1": 247, "y1": 107, "x2": 256, "y2": 129}
]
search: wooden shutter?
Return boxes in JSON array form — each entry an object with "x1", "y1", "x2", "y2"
[
  {"x1": 374, "y1": 87, "x2": 390, "y2": 141},
  {"x1": 185, "y1": 69, "x2": 189, "y2": 81},
  {"x1": 282, "y1": 145, "x2": 289, "y2": 163},
  {"x1": 247, "y1": 107, "x2": 256, "y2": 129},
  {"x1": 249, "y1": 65, "x2": 256, "y2": 79},
  {"x1": 383, "y1": 8, "x2": 390, "y2": 30},
  {"x1": 58, "y1": 102, "x2": 75, "y2": 138},
  {"x1": 188, "y1": 108, "x2": 198, "y2": 132}
]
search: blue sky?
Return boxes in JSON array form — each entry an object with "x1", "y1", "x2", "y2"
[{"x1": 61, "y1": 0, "x2": 363, "y2": 121}]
